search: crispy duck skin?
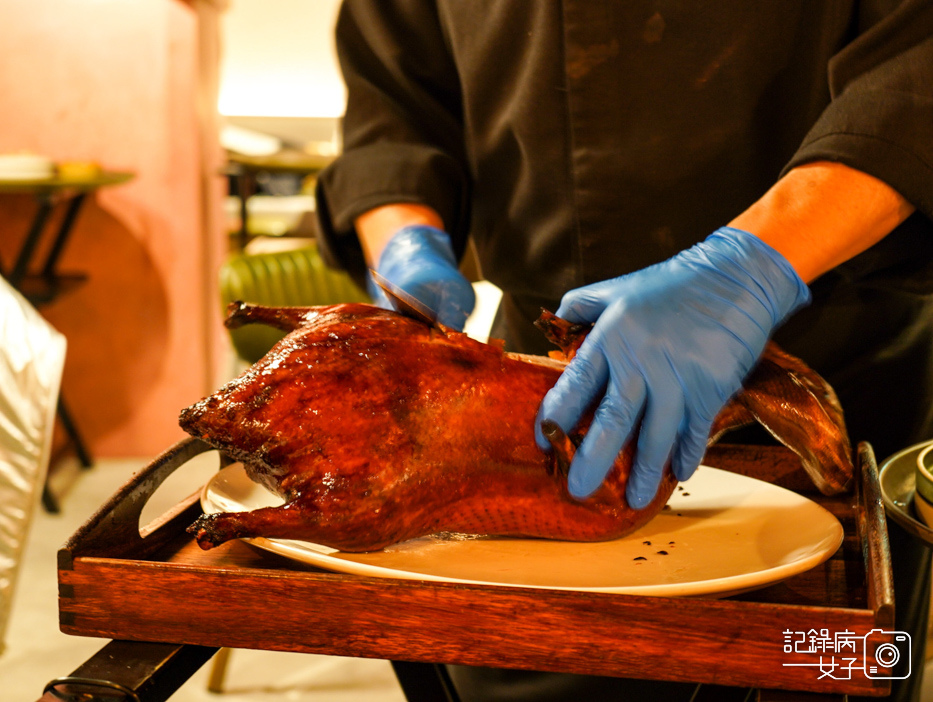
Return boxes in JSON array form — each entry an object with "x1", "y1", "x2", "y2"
[{"x1": 181, "y1": 302, "x2": 853, "y2": 553}]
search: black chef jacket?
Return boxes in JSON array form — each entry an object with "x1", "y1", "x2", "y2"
[
  {"x1": 317, "y1": 0, "x2": 933, "y2": 457},
  {"x1": 316, "y1": 2, "x2": 933, "y2": 700}
]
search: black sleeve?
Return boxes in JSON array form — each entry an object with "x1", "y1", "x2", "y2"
[
  {"x1": 315, "y1": 0, "x2": 470, "y2": 281},
  {"x1": 784, "y1": 0, "x2": 933, "y2": 219}
]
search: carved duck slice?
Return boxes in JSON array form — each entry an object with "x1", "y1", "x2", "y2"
[{"x1": 181, "y1": 302, "x2": 853, "y2": 553}]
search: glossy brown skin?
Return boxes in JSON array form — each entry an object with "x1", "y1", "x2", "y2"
[{"x1": 182, "y1": 303, "x2": 852, "y2": 552}]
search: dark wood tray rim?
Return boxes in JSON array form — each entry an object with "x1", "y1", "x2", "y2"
[{"x1": 57, "y1": 438, "x2": 894, "y2": 696}]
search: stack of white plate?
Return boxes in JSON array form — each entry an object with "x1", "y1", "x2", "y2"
[{"x1": 0, "y1": 153, "x2": 55, "y2": 181}]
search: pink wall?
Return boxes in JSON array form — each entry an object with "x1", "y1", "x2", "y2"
[{"x1": 0, "y1": 0, "x2": 228, "y2": 457}]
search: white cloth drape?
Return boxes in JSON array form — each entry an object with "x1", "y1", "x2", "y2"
[{"x1": 0, "y1": 277, "x2": 65, "y2": 653}]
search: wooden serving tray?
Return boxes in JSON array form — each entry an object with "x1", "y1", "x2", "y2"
[{"x1": 58, "y1": 438, "x2": 893, "y2": 697}]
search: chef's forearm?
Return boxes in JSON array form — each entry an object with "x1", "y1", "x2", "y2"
[
  {"x1": 729, "y1": 161, "x2": 915, "y2": 284},
  {"x1": 355, "y1": 203, "x2": 446, "y2": 268}
]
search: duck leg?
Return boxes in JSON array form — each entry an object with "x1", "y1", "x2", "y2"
[
  {"x1": 187, "y1": 506, "x2": 294, "y2": 549},
  {"x1": 224, "y1": 301, "x2": 320, "y2": 332}
]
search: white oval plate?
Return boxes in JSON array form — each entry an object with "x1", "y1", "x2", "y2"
[{"x1": 201, "y1": 463, "x2": 843, "y2": 598}]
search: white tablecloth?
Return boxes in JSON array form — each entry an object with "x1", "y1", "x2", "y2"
[{"x1": 0, "y1": 276, "x2": 65, "y2": 653}]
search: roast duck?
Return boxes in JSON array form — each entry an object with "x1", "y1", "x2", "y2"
[{"x1": 181, "y1": 302, "x2": 854, "y2": 553}]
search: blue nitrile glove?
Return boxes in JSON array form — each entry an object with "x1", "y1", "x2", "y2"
[
  {"x1": 535, "y1": 227, "x2": 811, "y2": 507},
  {"x1": 368, "y1": 225, "x2": 475, "y2": 330}
]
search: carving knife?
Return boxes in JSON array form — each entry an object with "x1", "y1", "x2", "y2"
[{"x1": 369, "y1": 270, "x2": 439, "y2": 326}]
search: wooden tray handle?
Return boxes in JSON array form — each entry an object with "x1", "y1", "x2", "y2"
[
  {"x1": 857, "y1": 441, "x2": 895, "y2": 626},
  {"x1": 60, "y1": 437, "x2": 215, "y2": 566}
]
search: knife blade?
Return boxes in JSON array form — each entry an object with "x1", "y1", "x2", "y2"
[{"x1": 369, "y1": 270, "x2": 439, "y2": 326}]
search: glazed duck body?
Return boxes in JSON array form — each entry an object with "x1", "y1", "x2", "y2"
[{"x1": 181, "y1": 302, "x2": 853, "y2": 553}]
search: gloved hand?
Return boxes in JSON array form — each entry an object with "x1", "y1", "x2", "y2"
[
  {"x1": 536, "y1": 227, "x2": 811, "y2": 507},
  {"x1": 368, "y1": 225, "x2": 475, "y2": 330}
]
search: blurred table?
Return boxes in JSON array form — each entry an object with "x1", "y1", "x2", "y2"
[
  {"x1": 224, "y1": 149, "x2": 332, "y2": 250},
  {"x1": 0, "y1": 169, "x2": 134, "y2": 511},
  {"x1": 0, "y1": 170, "x2": 134, "y2": 303}
]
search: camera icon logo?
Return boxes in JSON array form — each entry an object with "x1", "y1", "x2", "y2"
[{"x1": 863, "y1": 629, "x2": 911, "y2": 679}]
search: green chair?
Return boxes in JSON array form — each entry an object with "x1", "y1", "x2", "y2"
[{"x1": 219, "y1": 244, "x2": 369, "y2": 364}]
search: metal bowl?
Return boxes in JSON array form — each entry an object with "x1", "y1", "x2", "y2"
[{"x1": 878, "y1": 440, "x2": 933, "y2": 546}]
